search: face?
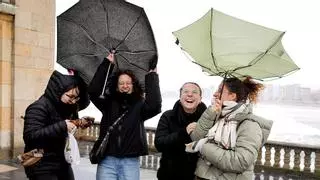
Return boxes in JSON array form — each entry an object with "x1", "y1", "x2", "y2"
[
  {"x1": 61, "y1": 87, "x2": 80, "y2": 104},
  {"x1": 213, "y1": 83, "x2": 237, "y2": 103},
  {"x1": 180, "y1": 83, "x2": 202, "y2": 113},
  {"x1": 118, "y1": 74, "x2": 133, "y2": 94}
]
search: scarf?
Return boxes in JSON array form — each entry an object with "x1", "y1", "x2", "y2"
[{"x1": 206, "y1": 101, "x2": 250, "y2": 149}]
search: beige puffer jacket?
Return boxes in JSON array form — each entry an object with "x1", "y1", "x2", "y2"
[{"x1": 190, "y1": 106, "x2": 273, "y2": 180}]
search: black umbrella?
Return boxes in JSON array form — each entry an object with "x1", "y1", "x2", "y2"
[{"x1": 57, "y1": 0, "x2": 158, "y2": 89}]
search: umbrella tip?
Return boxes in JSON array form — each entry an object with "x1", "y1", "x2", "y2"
[
  {"x1": 99, "y1": 95, "x2": 106, "y2": 99},
  {"x1": 175, "y1": 38, "x2": 179, "y2": 45}
]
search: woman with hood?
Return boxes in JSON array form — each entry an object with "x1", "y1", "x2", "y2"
[
  {"x1": 88, "y1": 55, "x2": 161, "y2": 180},
  {"x1": 186, "y1": 77, "x2": 273, "y2": 180},
  {"x1": 23, "y1": 70, "x2": 90, "y2": 180},
  {"x1": 154, "y1": 82, "x2": 207, "y2": 180}
]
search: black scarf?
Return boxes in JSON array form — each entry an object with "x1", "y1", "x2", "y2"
[{"x1": 173, "y1": 100, "x2": 207, "y2": 126}]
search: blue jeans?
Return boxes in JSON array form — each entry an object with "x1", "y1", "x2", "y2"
[{"x1": 96, "y1": 156, "x2": 140, "y2": 180}]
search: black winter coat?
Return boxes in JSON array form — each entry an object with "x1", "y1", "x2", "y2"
[
  {"x1": 88, "y1": 60, "x2": 162, "y2": 157},
  {"x1": 155, "y1": 101, "x2": 207, "y2": 180},
  {"x1": 23, "y1": 71, "x2": 89, "y2": 177}
]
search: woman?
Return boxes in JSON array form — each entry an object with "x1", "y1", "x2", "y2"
[
  {"x1": 155, "y1": 82, "x2": 207, "y2": 180},
  {"x1": 23, "y1": 70, "x2": 90, "y2": 180},
  {"x1": 88, "y1": 56, "x2": 162, "y2": 180},
  {"x1": 186, "y1": 77, "x2": 273, "y2": 180}
]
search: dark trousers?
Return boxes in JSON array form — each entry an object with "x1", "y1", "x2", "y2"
[{"x1": 29, "y1": 165, "x2": 74, "y2": 180}]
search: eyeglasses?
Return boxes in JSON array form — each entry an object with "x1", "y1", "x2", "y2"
[
  {"x1": 181, "y1": 89, "x2": 200, "y2": 95},
  {"x1": 65, "y1": 94, "x2": 80, "y2": 102},
  {"x1": 118, "y1": 82, "x2": 133, "y2": 86}
]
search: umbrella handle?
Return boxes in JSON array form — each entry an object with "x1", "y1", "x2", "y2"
[{"x1": 99, "y1": 63, "x2": 112, "y2": 99}]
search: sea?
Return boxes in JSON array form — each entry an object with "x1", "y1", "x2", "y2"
[{"x1": 79, "y1": 97, "x2": 320, "y2": 147}]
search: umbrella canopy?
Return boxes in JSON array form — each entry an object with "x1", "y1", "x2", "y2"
[
  {"x1": 57, "y1": 0, "x2": 158, "y2": 87},
  {"x1": 173, "y1": 8, "x2": 299, "y2": 80}
]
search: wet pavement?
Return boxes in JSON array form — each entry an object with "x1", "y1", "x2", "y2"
[
  {"x1": 0, "y1": 141, "x2": 318, "y2": 180},
  {"x1": 0, "y1": 158, "x2": 157, "y2": 180},
  {"x1": 0, "y1": 141, "x2": 157, "y2": 180}
]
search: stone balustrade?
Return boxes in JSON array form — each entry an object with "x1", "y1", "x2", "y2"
[
  {"x1": 0, "y1": 0, "x2": 15, "y2": 5},
  {"x1": 76, "y1": 123, "x2": 320, "y2": 178}
]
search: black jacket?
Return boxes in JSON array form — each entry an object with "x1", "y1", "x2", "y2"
[
  {"x1": 23, "y1": 71, "x2": 89, "y2": 177},
  {"x1": 155, "y1": 100, "x2": 207, "y2": 180},
  {"x1": 89, "y1": 59, "x2": 162, "y2": 157}
]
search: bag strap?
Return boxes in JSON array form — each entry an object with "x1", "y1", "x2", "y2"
[{"x1": 100, "y1": 110, "x2": 128, "y2": 143}]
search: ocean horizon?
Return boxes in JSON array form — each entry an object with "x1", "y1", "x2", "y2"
[{"x1": 79, "y1": 97, "x2": 320, "y2": 147}]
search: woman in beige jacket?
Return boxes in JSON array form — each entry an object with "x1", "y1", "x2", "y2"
[{"x1": 186, "y1": 77, "x2": 273, "y2": 180}]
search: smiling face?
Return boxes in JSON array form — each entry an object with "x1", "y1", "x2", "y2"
[
  {"x1": 117, "y1": 74, "x2": 133, "y2": 94},
  {"x1": 179, "y1": 83, "x2": 202, "y2": 113}
]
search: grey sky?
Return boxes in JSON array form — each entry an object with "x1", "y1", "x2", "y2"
[{"x1": 56, "y1": 0, "x2": 320, "y2": 91}]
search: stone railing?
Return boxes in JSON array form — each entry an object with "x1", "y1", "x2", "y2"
[
  {"x1": 76, "y1": 123, "x2": 320, "y2": 178},
  {"x1": 0, "y1": 0, "x2": 15, "y2": 5}
]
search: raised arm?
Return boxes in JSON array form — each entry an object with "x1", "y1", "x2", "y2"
[
  {"x1": 141, "y1": 71, "x2": 162, "y2": 120},
  {"x1": 190, "y1": 106, "x2": 218, "y2": 141},
  {"x1": 88, "y1": 58, "x2": 114, "y2": 111}
]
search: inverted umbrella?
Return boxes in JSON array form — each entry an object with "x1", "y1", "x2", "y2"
[
  {"x1": 173, "y1": 8, "x2": 299, "y2": 80},
  {"x1": 57, "y1": 0, "x2": 158, "y2": 88}
]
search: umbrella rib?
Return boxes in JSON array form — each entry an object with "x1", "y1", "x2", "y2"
[
  {"x1": 232, "y1": 65, "x2": 294, "y2": 81},
  {"x1": 230, "y1": 32, "x2": 285, "y2": 74},
  {"x1": 209, "y1": 9, "x2": 221, "y2": 72},
  {"x1": 57, "y1": 53, "x2": 104, "y2": 62},
  {"x1": 117, "y1": 49, "x2": 157, "y2": 54},
  {"x1": 117, "y1": 53, "x2": 148, "y2": 72},
  {"x1": 99, "y1": 0, "x2": 111, "y2": 49},
  {"x1": 60, "y1": 18, "x2": 108, "y2": 52},
  {"x1": 115, "y1": 9, "x2": 144, "y2": 50},
  {"x1": 248, "y1": 32, "x2": 285, "y2": 66}
]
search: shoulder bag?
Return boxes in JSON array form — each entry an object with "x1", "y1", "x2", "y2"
[{"x1": 89, "y1": 110, "x2": 128, "y2": 164}]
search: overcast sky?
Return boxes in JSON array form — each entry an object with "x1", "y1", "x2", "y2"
[{"x1": 56, "y1": 0, "x2": 320, "y2": 91}]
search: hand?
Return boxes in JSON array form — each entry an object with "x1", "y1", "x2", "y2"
[
  {"x1": 149, "y1": 67, "x2": 157, "y2": 73},
  {"x1": 70, "y1": 116, "x2": 95, "y2": 129},
  {"x1": 185, "y1": 138, "x2": 208, "y2": 153},
  {"x1": 80, "y1": 116, "x2": 95, "y2": 128},
  {"x1": 65, "y1": 120, "x2": 77, "y2": 133},
  {"x1": 212, "y1": 98, "x2": 222, "y2": 112},
  {"x1": 106, "y1": 53, "x2": 115, "y2": 64},
  {"x1": 186, "y1": 122, "x2": 197, "y2": 134}
]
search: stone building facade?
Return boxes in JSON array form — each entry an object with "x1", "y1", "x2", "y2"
[{"x1": 0, "y1": 0, "x2": 55, "y2": 159}]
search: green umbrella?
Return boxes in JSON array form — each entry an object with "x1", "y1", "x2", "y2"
[{"x1": 173, "y1": 8, "x2": 299, "y2": 80}]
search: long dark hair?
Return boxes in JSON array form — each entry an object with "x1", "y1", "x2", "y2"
[
  {"x1": 223, "y1": 77, "x2": 264, "y2": 103},
  {"x1": 110, "y1": 69, "x2": 143, "y2": 97}
]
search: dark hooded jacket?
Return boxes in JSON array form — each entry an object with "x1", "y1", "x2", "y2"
[
  {"x1": 88, "y1": 59, "x2": 162, "y2": 158},
  {"x1": 23, "y1": 70, "x2": 89, "y2": 177},
  {"x1": 154, "y1": 100, "x2": 207, "y2": 180}
]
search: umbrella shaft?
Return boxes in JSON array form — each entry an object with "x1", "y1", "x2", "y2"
[{"x1": 100, "y1": 63, "x2": 112, "y2": 97}]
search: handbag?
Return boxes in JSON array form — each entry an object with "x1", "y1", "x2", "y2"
[
  {"x1": 89, "y1": 110, "x2": 128, "y2": 164},
  {"x1": 17, "y1": 149, "x2": 44, "y2": 167}
]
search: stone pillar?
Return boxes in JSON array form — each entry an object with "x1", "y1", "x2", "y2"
[
  {"x1": 11, "y1": 0, "x2": 55, "y2": 156},
  {"x1": 0, "y1": 13, "x2": 13, "y2": 155}
]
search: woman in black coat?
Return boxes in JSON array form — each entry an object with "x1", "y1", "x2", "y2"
[
  {"x1": 23, "y1": 70, "x2": 90, "y2": 180},
  {"x1": 155, "y1": 82, "x2": 207, "y2": 180},
  {"x1": 88, "y1": 56, "x2": 162, "y2": 180}
]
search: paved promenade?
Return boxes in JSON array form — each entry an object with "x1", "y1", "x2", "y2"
[
  {"x1": 0, "y1": 141, "x2": 317, "y2": 180},
  {"x1": 0, "y1": 158, "x2": 157, "y2": 180}
]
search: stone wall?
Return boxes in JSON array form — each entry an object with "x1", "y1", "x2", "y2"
[{"x1": 0, "y1": 0, "x2": 56, "y2": 156}]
